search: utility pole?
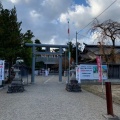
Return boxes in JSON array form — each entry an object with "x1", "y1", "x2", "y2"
[
  {"x1": 76, "y1": 31, "x2": 78, "y2": 65},
  {"x1": 68, "y1": 20, "x2": 71, "y2": 83}
]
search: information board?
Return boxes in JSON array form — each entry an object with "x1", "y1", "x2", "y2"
[
  {"x1": 78, "y1": 64, "x2": 107, "y2": 80},
  {"x1": 0, "y1": 60, "x2": 5, "y2": 81}
]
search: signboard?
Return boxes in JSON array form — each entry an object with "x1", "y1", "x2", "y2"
[
  {"x1": 0, "y1": 60, "x2": 5, "y2": 81},
  {"x1": 79, "y1": 64, "x2": 107, "y2": 80}
]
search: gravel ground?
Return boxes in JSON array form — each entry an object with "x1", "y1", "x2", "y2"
[
  {"x1": 0, "y1": 75, "x2": 120, "y2": 120},
  {"x1": 82, "y1": 84, "x2": 120, "y2": 105}
]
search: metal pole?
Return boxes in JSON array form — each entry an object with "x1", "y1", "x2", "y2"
[
  {"x1": 105, "y1": 82, "x2": 114, "y2": 116},
  {"x1": 76, "y1": 31, "x2": 78, "y2": 65}
]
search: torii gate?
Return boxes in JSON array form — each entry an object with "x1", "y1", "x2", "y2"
[{"x1": 25, "y1": 43, "x2": 68, "y2": 83}]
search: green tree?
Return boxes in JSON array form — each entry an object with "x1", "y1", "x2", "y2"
[
  {"x1": 0, "y1": 6, "x2": 23, "y2": 81},
  {"x1": 65, "y1": 41, "x2": 82, "y2": 65},
  {"x1": 35, "y1": 39, "x2": 42, "y2": 52},
  {"x1": 34, "y1": 39, "x2": 45, "y2": 69},
  {"x1": 66, "y1": 41, "x2": 75, "y2": 62},
  {"x1": 20, "y1": 30, "x2": 34, "y2": 67},
  {"x1": 0, "y1": 3, "x2": 34, "y2": 82}
]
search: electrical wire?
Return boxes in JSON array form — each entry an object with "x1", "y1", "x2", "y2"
[
  {"x1": 77, "y1": 0, "x2": 117, "y2": 34},
  {"x1": 77, "y1": 33, "x2": 91, "y2": 39}
]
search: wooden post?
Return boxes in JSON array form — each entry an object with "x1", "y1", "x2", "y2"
[{"x1": 105, "y1": 82, "x2": 114, "y2": 116}]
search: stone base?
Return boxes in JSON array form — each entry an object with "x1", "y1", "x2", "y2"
[
  {"x1": 103, "y1": 114, "x2": 120, "y2": 120},
  {"x1": 66, "y1": 83, "x2": 82, "y2": 92}
]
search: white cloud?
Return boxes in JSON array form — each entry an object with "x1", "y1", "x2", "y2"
[
  {"x1": 49, "y1": 35, "x2": 57, "y2": 44},
  {"x1": 1, "y1": 0, "x2": 120, "y2": 45},
  {"x1": 87, "y1": 0, "x2": 104, "y2": 16},
  {"x1": 9, "y1": 0, "x2": 20, "y2": 4},
  {"x1": 30, "y1": 10, "x2": 41, "y2": 18},
  {"x1": 59, "y1": 13, "x2": 68, "y2": 23},
  {"x1": 8, "y1": 0, "x2": 32, "y2": 4}
]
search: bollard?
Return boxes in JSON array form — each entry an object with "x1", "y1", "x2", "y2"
[{"x1": 105, "y1": 82, "x2": 114, "y2": 116}]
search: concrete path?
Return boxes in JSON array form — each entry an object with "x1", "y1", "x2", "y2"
[{"x1": 0, "y1": 75, "x2": 120, "y2": 120}]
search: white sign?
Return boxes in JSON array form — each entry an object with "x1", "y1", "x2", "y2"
[
  {"x1": 79, "y1": 64, "x2": 107, "y2": 80},
  {"x1": 0, "y1": 60, "x2": 5, "y2": 81}
]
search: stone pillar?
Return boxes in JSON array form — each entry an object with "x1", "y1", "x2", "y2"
[
  {"x1": 59, "y1": 47, "x2": 62, "y2": 82},
  {"x1": 31, "y1": 46, "x2": 35, "y2": 83}
]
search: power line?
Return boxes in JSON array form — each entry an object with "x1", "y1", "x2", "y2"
[
  {"x1": 77, "y1": 33, "x2": 90, "y2": 39},
  {"x1": 77, "y1": 0, "x2": 117, "y2": 34}
]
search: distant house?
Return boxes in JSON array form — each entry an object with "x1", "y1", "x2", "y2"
[
  {"x1": 79, "y1": 44, "x2": 120, "y2": 79},
  {"x1": 80, "y1": 44, "x2": 120, "y2": 64}
]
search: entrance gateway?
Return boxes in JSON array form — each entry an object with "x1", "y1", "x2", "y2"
[{"x1": 25, "y1": 43, "x2": 68, "y2": 83}]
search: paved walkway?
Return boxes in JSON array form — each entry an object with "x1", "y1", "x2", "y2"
[{"x1": 0, "y1": 75, "x2": 120, "y2": 120}]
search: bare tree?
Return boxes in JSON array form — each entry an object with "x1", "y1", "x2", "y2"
[{"x1": 91, "y1": 19, "x2": 120, "y2": 63}]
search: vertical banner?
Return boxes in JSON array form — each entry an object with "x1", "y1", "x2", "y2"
[
  {"x1": 96, "y1": 56, "x2": 102, "y2": 82},
  {"x1": 0, "y1": 60, "x2": 5, "y2": 81},
  {"x1": 76, "y1": 66, "x2": 81, "y2": 83}
]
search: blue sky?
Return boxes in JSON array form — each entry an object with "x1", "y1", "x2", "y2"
[
  {"x1": 74, "y1": 0, "x2": 88, "y2": 6},
  {"x1": 1, "y1": 0, "x2": 120, "y2": 45}
]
